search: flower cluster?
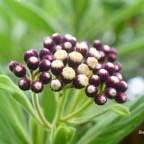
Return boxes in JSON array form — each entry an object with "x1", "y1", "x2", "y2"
[{"x1": 9, "y1": 33, "x2": 128, "y2": 105}]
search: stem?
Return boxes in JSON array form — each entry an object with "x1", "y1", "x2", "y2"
[
  {"x1": 61, "y1": 98, "x2": 93, "y2": 122},
  {"x1": 32, "y1": 92, "x2": 52, "y2": 129}
]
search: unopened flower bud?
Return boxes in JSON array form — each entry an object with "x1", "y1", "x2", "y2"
[
  {"x1": 98, "y1": 51, "x2": 106, "y2": 62},
  {"x1": 115, "y1": 92, "x2": 127, "y2": 103},
  {"x1": 106, "y1": 76, "x2": 120, "y2": 88},
  {"x1": 62, "y1": 34, "x2": 76, "y2": 46},
  {"x1": 39, "y1": 48, "x2": 50, "y2": 59},
  {"x1": 75, "y1": 42, "x2": 88, "y2": 56},
  {"x1": 105, "y1": 87, "x2": 117, "y2": 99},
  {"x1": 103, "y1": 62, "x2": 115, "y2": 75},
  {"x1": 117, "y1": 80, "x2": 128, "y2": 92},
  {"x1": 93, "y1": 40, "x2": 102, "y2": 50},
  {"x1": 43, "y1": 37, "x2": 55, "y2": 50},
  {"x1": 52, "y1": 33, "x2": 62, "y2": 44},
  {"x1": 85, "y1": 57, "x2": 98, "y2": 69},
  {"x1": 97, "y1": 69, "x2": 109, "y2": 82},
  {"x1": 52, "y1": 45, "x2": 62, "y2": 53},
  {"x1": 77, "y1": 64, "x2": 90, "y2": 76},
  {"x1": 89, "y1": 74, "x2": 100, "y2": 86},
  {"x1": 42, "y1": 55, "x2": 53, "y2": 62},
  {"x1": 101, "y1": 45, "x2": 110, "y2": 55},
  {"x1": 110, "y1": 48, "x2": 117, "y2": 55},
  {"x1": 18, "y1": 78, "x2": 31, "y2": 91},
  {"x1": 85, "y1": 85, "x2": 97, "y2": 97},
  {"x1": 62, "y1": 42, "x2": 73, "y2": 52},
  {"x1": 93, "y1": 64, "x2": 102, "y2": 74},
  {"x1": 13, "y1": 65, "x2": 26, "y2": 77},
  {"x1": 9, "y1": 61, "x2": 19, "y2": 72},
  {"x1": 39, "y1": 59, "x2": 51, "y2": 72},
  {"x1": 88, "y1": 47, "x2": 101, "y2": 59},
  {"x1": 39, "y1": 72, "x2": 51, "y2": 84},
  {"x1": 107, "y1": 53, "x2": 117, "y2": 62},
  {"x1": 114, "y1": 63, "x2": 122, "y2": 72},
  {"x1": 94, "y1": 94, "x2": 107, "y2": 105},
  {"x1": 26, "y1": 56, "x2": 39, "y2": 70},
  {"x1": 24, "y1": 49, "x2": 38, "y2": 62},
  {"x1": 113, "y1": 72, "x2": 123, "y2": 80},
  {"x1": 50, "y1": 79, "x2": 63, "y2": 91},
  {"x1": 31, "y1": 80, "x2": 43, "y2": 93}
]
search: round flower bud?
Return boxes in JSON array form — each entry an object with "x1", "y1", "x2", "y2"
[
  {"x1": 43, "y1": 37, "x2": 55, "y2": 50},
  {"x1": 69, "y1": 51, "x2": 83, "y2": 68},
  {"x1": 18, "y1": 78, "x2": 31, "y2": 91},
  {"x1": 61, "y1": 67, "x2": 75, "y2": 83},
  {"x1": 54, "y1": 49, "x2": 68, "y2": 65},
  {"x1": 85, "y1": 57, "x2": 98, "y2": 69},
  {"x1": 106, "y1": 76, "x2": 120, "y2": 88},
  {"x1": 26, "y1": 56, "x2": 39, "y2": 70},
  {"x1": 115, "y1": 92, "x2": 127, "y2": 103},
  {"x1": 52, "y1": 45, "x2": 62, "y2": 53},
  {"x1": 42, "y1": 55, "x2": 53, "y2": 62},
  {"x1": 24, "y1": 49, "x2": 38, "y2": 62},
  {"x1": 31, "y1": 80, "x2": 43, "y2": 93},
  {"x1": 52, "y1": 33, "x2": 62, "y2": 44},
  {"x1": 93, "y1": 40, "x2": 102, "y2": 50},
  {"x1": 114, "y1": 63, "x2": 122, "y2": 72},
  {"x1": 39, "y1": 48, "x2": 50, "y2": 59},
  {"x1": 88, "y1": 47, "x2": 101, "y2": 59},
  {"x1": 117, "y1": 80, "x2": 128, "y2": 92},
  {"x1": 73, "y1": 74, "x2": 89, "y2": 89},
  {"x1": 85, "y1": 85, "x2": 97, "y2": 98},
  {"x1": 97, "y1": 69, "x2": 109, "y2": 82},
  {"x1": 51, "y1": 60, "x2": 64, "y2": 75},
  {"x1": 107, "y1": 53, "x2": 117, "y2": 62},
  {"x1": 39, "y1": 72, "x2": 51, "y2": 84},
  {"x1": 105, "y1": 87, "x2": 117, "y2": 99},
  {"x1": 39, "y1": 59, "x2": 51, "y2": 72},
  {"x1": 77, "y1": 64, "x2": 90, "y2": 76},
  {"x1": 62, "y1": 34, "x2": 76, "y2": 46},
  {"x1": 62, "y1": 42, "x2": 73, "y2": 52},
  {"x1": 50, "y1": 79, "x2": 63, "y2": 91},
  {"x1": 100, "y1": 45, "x2": 110, "y2": 55},
  {"x1": 94, "y1": 94, "x2": 107, "y2": 105},
  {"x1": 93, "y1": 64, "x2": 102, "y2": 74},
  {"x1": 113, "y1": 72, "x2": 123, "y2": 80},
  {"x1": 13, "y1": 65, "x2": 26, "y2": 77},
  {"x1": 103, "y1": 62, "x2": 115, "y2": 75},
  {"x1": 9, "y1": 61, "x2": 19, "y2": 72},
  {"x1": 98, "y1": 51, "x2": 106, "y2": 62},
  {"x1": 110, "y1": 48, "x2": 117, "y2": 55},
  {"x1": 75, "y1": 42, "x2": 88, "y2": 56},
  {"x1": 89, "y1": 75, "x2": 100, "y2": 86}
]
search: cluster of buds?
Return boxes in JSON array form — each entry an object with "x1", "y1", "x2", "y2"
[{"x1": 9, "y1": 33, "x2": 128, "y2": 105}]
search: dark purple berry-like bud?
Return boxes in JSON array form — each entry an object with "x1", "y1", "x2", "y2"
[
  {"x1": 85, "y1": 85, "x2": 97, "y2": 97},
  {"x1": 103, "y1": 62, "x2": 115, "y2": 75},
  {"x1": 39, "y1": 59, "x2": 51, "y2": 72},
  {"x1": 107, "y1": 53, "x2": 117, "y2": 62},
  {"x1": 50, "y1": 79, "x2": 63, "y2": 91},
  {"x1": 113, "y1": 72, "x2": 123, "y2": 80},
  {"x1": 43, "y1": 37, "x2": 55, "y2": 50},
  {"x1": 73, "y1": 74, "x2": 89, "y2": 89},
  {"x1": 105, "y1": 87, "x2": 117, "y2": 99},
  {"x1": 52, "y1": 45, "x2": 62, "y2": 53},
  {"x1": 97, "y1": 69, "x2": 109, "y2": 82},
  {"x1": 110, "y1": 48, "x2": 117, "y2": 55},
  {"x1": 87, "y1": 47, "x2": 101, "y2": 59},
  {"x1": 100, "y1": 45, "x2": 110, "y2": 55},
  {"x1": 39, "y1": 48, "x2": 50, "y2": 60},
  {"x1": 24, "y1": 49, "x2": 38, "y2": 62},
  {"x1": 89, "y1": 75, "x2": 100, "y2": 86},
  {"x1": 26, "y1": 56, "x2": 39, "y2": 70},
  {"x1": 39, "y1": 72, "x2": 51, "y2": 84},
  {"x1": 62, "y1": 42, "x2": 73, "y2": 52},
  {"x1": 98, "y1": 51, "x2": 106, "y2": 62},
  {"x1": 51, "y1": 60, "x2": 64, "y2": 75},
  {"x1": 62, "y1": 34, "x2": 76, "y2": 46},
  {"x1": 42, "y1": 55, "x2": 53, "y2": 62},
  {"x1": 117, "y1": 80, "x2": 128, "y2": 92},
  {"x1": 18, "y1": 78, "x2": 31, "y2": 91},
  {"x1": 114, "y1": 63, "x2": 122, "y2": 72},
  {"x1": 31, "y1": 80, "x2": 43, "y2": 93},
  {"x1": 61, "y1": 67, "x2": 76, "y2": 83},
  {"x1": 9, "y1": 61, "x2": 19, "y2": 72},
  {"x1": 75, "y1": 42, "x2": 88, "y2": 56},
  {"x1": 52, "y1": 33, "x2": 62, "y2": 44},
  {"x1": 13, "y1": 65, "x2": 26, "y2": 77},
  {"x1": 69, "y1": 51, "x2": 83, "y2": 68},
  {"x1": 106, "y1": 76, "x2": 120, "y2": 88},
  {"x1": 94, "y1": 94, "x2": 107, "y2": 105},
  {"x1": 93, "y1": 40, "x2": 102, "y2": 50},
  {"x1": 115, "y1": 92, "x2": 127, "y2": 103},
  {"x1": 93, "y1": 64, "x2": 102, "y2": 74},
  {"x1": 85, "y1": 57, "x2": 98, "y2": 69}
]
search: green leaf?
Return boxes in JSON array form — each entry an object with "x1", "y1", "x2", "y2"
[
  {"x1": 53, "y1": 123, "x2": 76, "y2": 144},
  {"x1": 0, "y1": 75, "x2": 41, "y2": 124}
]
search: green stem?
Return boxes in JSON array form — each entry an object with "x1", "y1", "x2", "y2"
[
  {"x1": 32, "y1": 92, "x2": 52, "y2": 129},
  {"x1": 61, "y1": 98, "x2": 93, "y2": 122}
]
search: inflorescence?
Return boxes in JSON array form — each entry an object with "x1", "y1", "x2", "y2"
[{"x1": 9, "y1": 33, "x2": 128, "y2": 105}]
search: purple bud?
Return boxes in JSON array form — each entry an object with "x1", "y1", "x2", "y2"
[
  {"x1": 117, "y1": 80, "x2": 128, "y2": 92},
  {"x1": 93, "y1": 64, "x2": 102, "y2": 74},
  {"x1": 94, "y1": 94, "x2": 107, "y2": 105},
  {"x1": 62, "y1": 34, "x2": 76, "y2": 46},
  {"x1": 110, "y1": 48, "x2": 117, "y2": 55},
  {"x1": 98, "y1": 51, "x2": 106, "y2": 62},
  {"x1": 115, "y1": 92, "x2": 127, "y2": 103},
  {"x1": 26, "y1": 56, "x2": 39, "y2": 70},
  {"x1": 62, "y1": 41, "x2": 73, "y2": 52},
  {"x1": 18, "y1": 78, "x2": 31, "y2": 91},
  {"x1": 73, "y1": 74, "x2": 89, "y2": 89},
  {"x1": 42, "y1": 55, "x2": 53, "y2": 62},
  {"x1": 51, "y1": 60, "x2": 64, "y2": 75},
  {"x1": 89, "y1": 75, "x2": 100, "y2": 86},
  {"x1": 75, "y1": 42, "x2": 88, "y2": 56},
  {"x1": 13, "y1": 65, "x2": 26, "y2": 77},
  {"x1": 113, "y1": 72, "x2": 123, "y2": 80},
  {"x1": 31, "y1": 80, "x2": 43, "y2": 93},
  {"x1": 100, "y1": 45, "x2": 110, "y2": 55},
  {"x1": 39, "y1": 48, "x2": 50, "y2": 60},
  {"x1": 105, "y1": 87, "x2": 117, "y2": 99},
  {"x1": 106, "y1": 76, "x2": 120, "y2": 88},
  {"x1": 114, "y1": 63, "x2": 122, "y2": 72},
  {"x1": 85, "y1": 85, "x2": 97, "y2": 97},
  {"x1": 39, "y1": 59, "x2": 51, "y2": 72},
  {"x1": 93, "y1": 40, "x2": 102, "y2": 50},
  {"x1": 50, "y1": 79, "x2": 63, "y2": 91},
  {"x1": 103, "y1": 62, "x2": 115, "y2": 75},
  {"x1": 52, "y1": 33, "x2": 62, "y2": 44},
  {"x1": 39, "y1": 72, "x2": 51, "y2": 84},
  {"x1": 107, "y1": 53, "x2": 117, "y2": 62},
  {"x1": 23, "y1": 49, "x2": 38, "y2": 62},
  {"x1": 9, "y1": 61, "x2": 19, "y2": 72},
  {"x1": 97, "y1": 69, "x2": 109, "y2": 82},
  {"x1": 85, "y1": 57, "x2": 98, "y2": 69},
  {"x1": 52, "y1": 45, "x2": 62, "y2": 53},
  {"x1": 43, "y1": 37, "x2": 55, "y2": 50},
  {"x1": 87, "y1": 48, "x2": 101, "y2": 59}
]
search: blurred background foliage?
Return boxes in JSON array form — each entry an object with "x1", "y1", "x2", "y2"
[{"x1": 0, "y1": 0, "x2": 144, "y2": 143}]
